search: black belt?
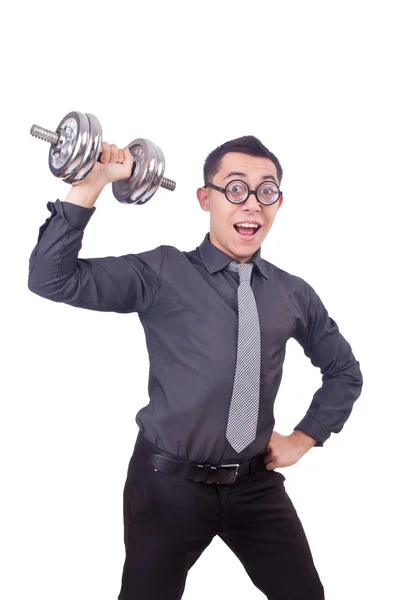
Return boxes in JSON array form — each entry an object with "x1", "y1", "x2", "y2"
[{"x1": 148, "y1": 451, "x2": 266, "y2": 485}]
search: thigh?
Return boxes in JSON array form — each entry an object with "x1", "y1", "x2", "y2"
[
  {"x1": 118, "y1": 436, "x2": 219, "y2": 600},
  {"x1": 219, "y1": 470, "x2": 324, "y2": 600}
]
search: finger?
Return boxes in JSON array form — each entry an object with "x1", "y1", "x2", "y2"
[
  {"x1": 265, "y1": 461, "x2": 275, "y2": 470},
  {"x1": 263, "y1": 454, "x2": 273, "y2": 465},
  {"x1": 117, "y1": 148, "x2": 124, "y2": 163},
  {"x1": 100, "y1": 142, "x2": 111, "y2": 163},
  {"x1": 123, "y1": 146, "x2": 134, "y2": 170},
  {"x1": 110, "y1": 144, "x2": 119, "y2": 163}
]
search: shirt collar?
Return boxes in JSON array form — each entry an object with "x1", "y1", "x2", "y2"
[{"x1": 198, "y1": 233, "x2": 269, "y2": 279}]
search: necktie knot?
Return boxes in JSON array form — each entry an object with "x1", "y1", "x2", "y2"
[{"x1": 227, "y1": 260, "x2": 253, "y2": 283}]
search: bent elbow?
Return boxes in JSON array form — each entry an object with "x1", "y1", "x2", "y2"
[
  {"x1": 27, "y1": 274, "x2": 55, "y2": 301},
  {"x1": 27, "y1": 268, "x2": 70, "y2": 302}
]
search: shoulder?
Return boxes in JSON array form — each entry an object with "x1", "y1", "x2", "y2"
[
  {"x1": 260, "y1": 258, "x2": 317, "y2": 319},
  {"x1": 133, "y1": 244, "x2": 192, "y2": 272},
  {"x1": 261, "y1": 258, "x2": 308, "y2": 293}
]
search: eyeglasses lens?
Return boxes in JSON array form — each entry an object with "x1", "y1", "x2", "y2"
[
  {"x1": 226, "y1": 181, "x2": 248, "y2": 203},
  {"x1": 258, "y1": 182, "x2": 279, "y2": 205}
]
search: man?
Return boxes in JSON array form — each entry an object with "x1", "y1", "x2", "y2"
[{"x1": 28, "y1": 135, "x2": 363, "y2": 599}]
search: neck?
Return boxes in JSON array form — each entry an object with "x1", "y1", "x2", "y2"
[{"x1": 208, "y1": 233, "x2": 255, "y2": 264}]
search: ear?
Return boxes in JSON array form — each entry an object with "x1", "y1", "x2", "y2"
[
  {"x1": 277, "y1": 194, "x2": 283, "y2": 209},
  {"x1": 197, "y1": 187, "x2": 210, "y2": 212}
]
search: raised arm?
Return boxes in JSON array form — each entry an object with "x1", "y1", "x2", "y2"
[{"x1": 28, "y1": 143, "x2": 164, "y2": 314}]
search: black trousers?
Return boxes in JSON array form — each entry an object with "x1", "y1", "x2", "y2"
[{"x1": 118, "y1": 432, "x2": 324, "y2": 600}]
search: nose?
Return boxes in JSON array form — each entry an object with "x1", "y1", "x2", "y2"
[{"x1": 243, "y1": 191, "x2": 261, "y2": 211}]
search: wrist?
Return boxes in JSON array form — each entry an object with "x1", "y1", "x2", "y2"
[
  {"x1": 291, "y1": 429, "x2": 317, "y2": 449},
  {"x1": 65, "y1": 180, "x2": 106, "y2": 208}
]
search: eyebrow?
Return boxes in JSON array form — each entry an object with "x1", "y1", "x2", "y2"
[{"x1": 223, "y1": 171, "x2": 278, "y2": 184}]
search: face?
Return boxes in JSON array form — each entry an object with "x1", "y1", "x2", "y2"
[{"x1": 197, "y1": 152, "x2": 283, "y2": 262}]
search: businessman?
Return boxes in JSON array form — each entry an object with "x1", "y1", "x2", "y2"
[{"x1": 28, "y1": 135, "x2": 363, "y2": 599}]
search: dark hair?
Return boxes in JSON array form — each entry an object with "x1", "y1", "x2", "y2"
[{"x1": 203, "y1": 135, "x2": 283, "y2": 184}]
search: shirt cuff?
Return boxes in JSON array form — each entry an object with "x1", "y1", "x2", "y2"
[
  {"x1": 294, "y1": 415, "x2": 331, "y2": 447},
  {"x1": 56, "y1": 199, "x2": 96, "y2": 230}
]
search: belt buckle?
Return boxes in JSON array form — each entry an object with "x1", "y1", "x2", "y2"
[{"x1": 219, "y1": 462, "x2": 240, "y2": 483}]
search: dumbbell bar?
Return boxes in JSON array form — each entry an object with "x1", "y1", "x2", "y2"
[{"x1": 30, "y1": 111, "x2": 176, "y2": 205}]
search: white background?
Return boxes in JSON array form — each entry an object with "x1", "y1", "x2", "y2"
[{"x1": 1, "y1": 1, "x2": 396, "y2": 599}]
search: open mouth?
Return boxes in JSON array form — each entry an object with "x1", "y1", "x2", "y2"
[{"x1": 233, "y1": 224, "x2": 262, "y2": 240}]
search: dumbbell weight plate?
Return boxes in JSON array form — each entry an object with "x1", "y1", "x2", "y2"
[
  {"x1": 138, "y1": 148, "x2": 165, "y2": 206},
  {"x1": 67, "y1": 113, "x2": 103, "y2": 183},
  {"x1": 49, "y1": 111, "x2": 91, "y2": 181},
  {"x1": 112, "y1": 138, "x2": 165, "y2": 205}
]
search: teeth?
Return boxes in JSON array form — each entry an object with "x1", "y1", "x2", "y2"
[{"x1": 235, "y1": 223, "x2": 259, "y2": 228}]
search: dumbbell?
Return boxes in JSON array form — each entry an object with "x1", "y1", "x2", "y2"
[{"x1": 30, "y1": 111, "x2": 176, "y2": 205}]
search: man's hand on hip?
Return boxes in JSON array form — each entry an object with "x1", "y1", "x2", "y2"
[{"x1": 264, "y1": 430, "x2": 317, "y2": 470}]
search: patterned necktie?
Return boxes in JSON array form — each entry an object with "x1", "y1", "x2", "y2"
[{"x1": 226, "y1": 261, "x2": 261, "y2": 452}]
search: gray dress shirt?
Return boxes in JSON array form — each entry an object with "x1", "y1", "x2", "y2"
[{"x1": 28, "y1": 200, "x2": 363, "y2": 464}]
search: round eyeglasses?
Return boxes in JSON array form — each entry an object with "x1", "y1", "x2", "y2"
[{"x1": 204, "y1": 179, "x2": 282, "y2": 206}]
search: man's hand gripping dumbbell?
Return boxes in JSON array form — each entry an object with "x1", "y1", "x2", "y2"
[
  {"x1": 65, "y1": 142, "x2": 134, "y2": 209},
  {"x1": 30, "y1": 110, "x2": 176, "y2": 206}
]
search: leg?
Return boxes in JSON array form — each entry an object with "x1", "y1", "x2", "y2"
[
  {"x1": 118, "y1": 434, "x2": 219, "y2": 600},
  {"x1": 218, "y1": 469, "x2": 324, "y2": 600}
]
